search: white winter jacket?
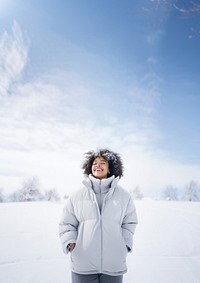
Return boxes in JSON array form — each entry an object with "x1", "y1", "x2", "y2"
[{"x1": 59, "y1": 175, "x2": 138, "y2": 276}]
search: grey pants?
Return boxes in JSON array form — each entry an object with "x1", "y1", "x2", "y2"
[{"x1": 71, "y1": 272, "x2": 123, "y2": 283}]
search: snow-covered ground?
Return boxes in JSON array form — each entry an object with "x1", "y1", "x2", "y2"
[{"x1": 0, "y1": 200, "x2": 200, "y2": 283}]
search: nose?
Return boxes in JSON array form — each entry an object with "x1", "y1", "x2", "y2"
[{"x1": 96, "y1": 163, "x2": 101, "y2": 168}]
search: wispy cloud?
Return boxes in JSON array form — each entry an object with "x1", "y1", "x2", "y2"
[
  {"x1": 146, "y1": 29, "x2": 165, "y2": 45},
  {"x1": 1, "y1": 22, "x2": 200, "y2": 196},
  {"x1": 0, "y1": 21, "x2": 29, "y2": 97}
]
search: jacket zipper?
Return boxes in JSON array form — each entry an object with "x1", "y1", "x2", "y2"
[
  {"x1": 91, "y1": 180, "x2": 110, "y2": 273},
  {"x1": 100, "y1": 180, "x2": 108, "y2": 274},
  {"x1": 99, "y1": 180, "x2": 103, "y2": 273},
  {"x1": 91, "y1": 181, "x2": 102, "y2": 272}
]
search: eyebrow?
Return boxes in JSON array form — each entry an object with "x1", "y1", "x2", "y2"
[{"x1": 93, "y1": 160, "x2": 107, "y2": 163}]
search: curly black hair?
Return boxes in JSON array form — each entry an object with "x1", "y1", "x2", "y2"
[{"x1": 82, "y1": 148, "x2": 124, "y2": 178}]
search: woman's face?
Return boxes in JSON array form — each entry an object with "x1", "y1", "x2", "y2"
[{"x1": 92, "y1": 157, "x2": 110, "y2": 179}]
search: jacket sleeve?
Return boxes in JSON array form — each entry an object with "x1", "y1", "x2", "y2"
[
  {"x1": 121, "y1": 196, "x2": 138, "y2": 252},
  {"x1": 59, "y1": 198, "x2": 79, "y2": 254}
]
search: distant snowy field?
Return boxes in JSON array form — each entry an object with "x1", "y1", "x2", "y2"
[{"x1": 0, "y1": 200, "x2": 200, "y2": 283}]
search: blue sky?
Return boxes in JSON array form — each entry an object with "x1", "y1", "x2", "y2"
[{"x1": 0, "y1": 0, "x2": 200, "y2": 197}]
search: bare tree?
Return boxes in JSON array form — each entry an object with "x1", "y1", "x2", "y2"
[
  {"x1": 131, "y1": 186, "x2": 144, "y2": 200},
  {"x1": 18, "y1": 176, "x2": 43, "y2": 202},
  {"x1": 63, "y1": 194, "x2": 69, "y2": 200},
  {"x1": 0, "y1": 188, "x2": 4, "y2": 202},
  {"x1": 163, "y1": 185, "x2": 178, "y2": 201},
  {"x1": 8, "y1": 191, "x2": 20, "y2": 202},
  {"x1": 183, "y1": 180, "x2": 200, "y2": 201},
  {"x1": 44, "y1": 188, "x2": 60, "y2": 202}
]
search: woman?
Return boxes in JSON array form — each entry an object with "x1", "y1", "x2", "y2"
[{"x1": 59, "y1": 148, "x2": 138, "y2": 283}]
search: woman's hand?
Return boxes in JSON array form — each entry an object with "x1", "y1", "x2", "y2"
[{"x1": 69, "y1": 243, "x2": 76, "y2": 252}]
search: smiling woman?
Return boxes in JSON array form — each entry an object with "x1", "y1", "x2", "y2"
[{"x1": 59, "y1": 148, "x2": 138, "y2": 283}]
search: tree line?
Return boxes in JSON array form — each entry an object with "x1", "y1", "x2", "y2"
[
  {"x1": 1, "y1": 177, "x2": 199, "y2": 203},
  {"x1": 0, "y1": 176, "x2": 66, "y2": 203},
  {"x1": 131, "y1": 180, "x2": 200, "y2": 201}
]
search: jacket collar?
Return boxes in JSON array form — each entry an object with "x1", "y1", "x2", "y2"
[{"x1": 82, "y1": 174, "x2": 119, "y2": 196}]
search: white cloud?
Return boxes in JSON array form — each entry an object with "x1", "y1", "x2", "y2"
[
  {"x1": 1, "y1": 22, "x2": 200, "y2": 197},
  {"x1": 147, "y1": 56, "x2": 158, "y2": 65},
  {"x1": 0, "y1": 21, "x2": 29, "y2": 97},
  {"x1": 146, "y1": 29, "x2": 165, "y2": 45},
  {"x1": 120, "y1": 145, "x2": 200, "y2": 197}
]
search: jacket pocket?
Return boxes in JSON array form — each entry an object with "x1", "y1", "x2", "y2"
[
  {"x1": 70, "y1": 220, "x2": 100, "y2": 272},
  {"x1": 102, "y1": 225, "x2": 128, "y2": 273}
]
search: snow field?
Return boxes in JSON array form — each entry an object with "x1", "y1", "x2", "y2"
[{"x1": 0, "y1": 200, "x2": 200, "y2": 283}]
